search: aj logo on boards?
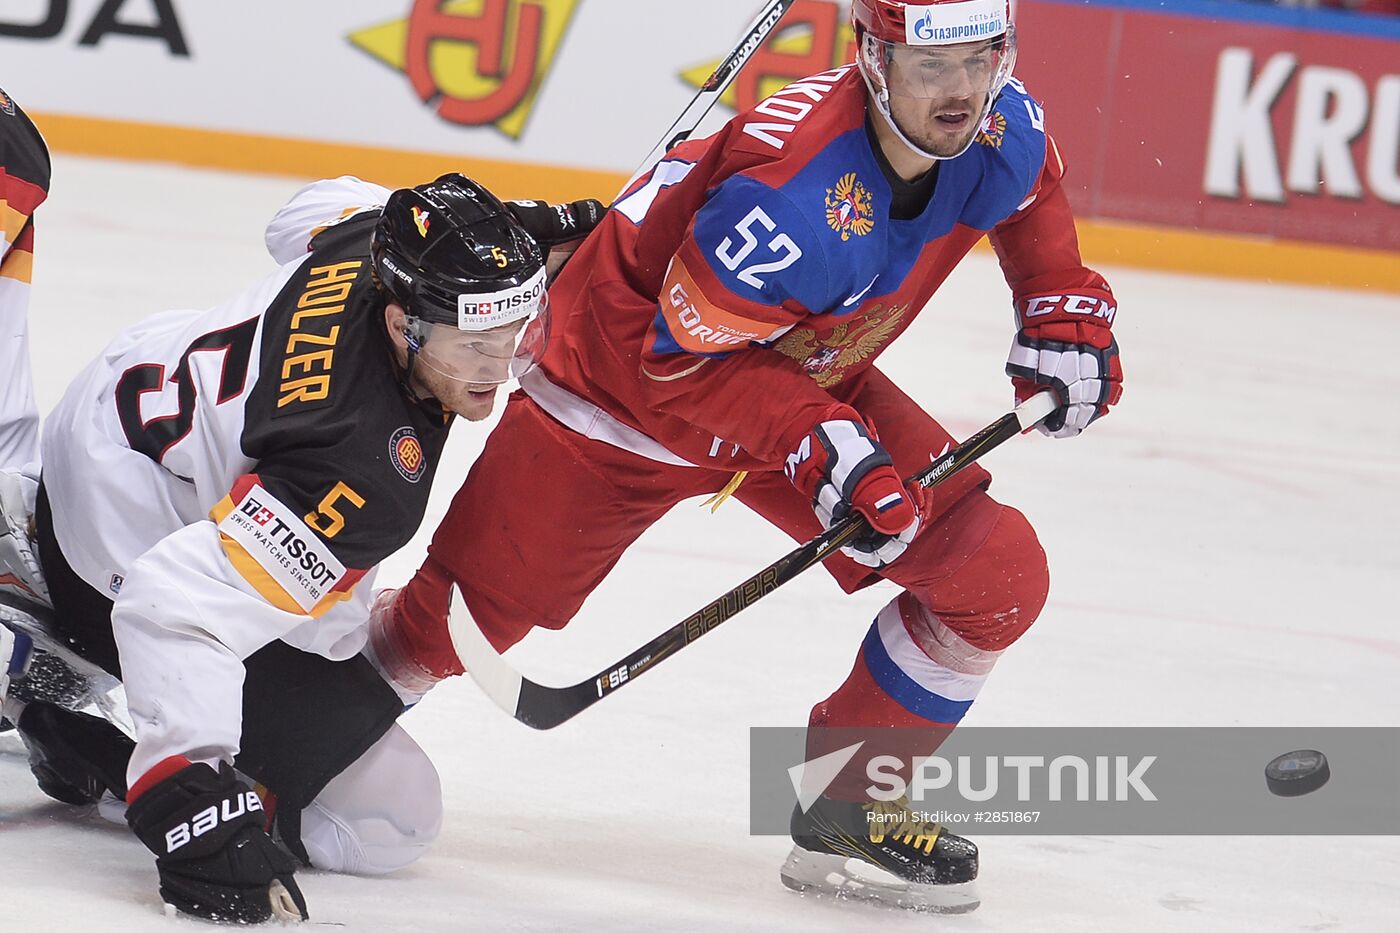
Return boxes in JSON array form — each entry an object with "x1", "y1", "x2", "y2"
[{"x1": 349, "y1": 0, "x2": 579, "y2": 139}]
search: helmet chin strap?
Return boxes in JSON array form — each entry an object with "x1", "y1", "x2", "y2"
[{"x1": 856, "y1": 27, "x2": 1013, "y2": 165}]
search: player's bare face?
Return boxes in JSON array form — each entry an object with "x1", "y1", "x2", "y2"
[
  {"x1": 412, "y1": 362, "x2": 501, "y2": 422},
  {"x1": 886, "y1": 40, "x2": 999, "y2": 157},
  {"x1": 413, "y1": 323, "x2": 523, "y2": 421},
  {"x1": 385, "y1": 304, "x2": 521, "y2": 420}
]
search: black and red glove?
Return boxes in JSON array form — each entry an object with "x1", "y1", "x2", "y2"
[
  {"x1": 505, "y1": 198, "x2": 606, "y2": 249},
  {"x1": 785, "y1": 416, "x2": 921, "y2": 568},
  {"x1": 1005, "y1": 288, "x2": 1123, "y2": 438},
  {"x1": 126, "y1": 758, "x2": 308, "y2": 924}
]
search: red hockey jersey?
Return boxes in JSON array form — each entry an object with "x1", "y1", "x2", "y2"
[{"x1": 528, "y1": 65, "x2": 1110, "y2": 471}]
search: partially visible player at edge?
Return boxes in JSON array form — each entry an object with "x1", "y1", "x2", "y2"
[
  {"x1": 0, "y1": 172, "x2": 601, "y2": 922},
  {"x1": 0, "y1": 85, "x2": 51, "y2": 736},
  {"x1": 394, "y1": 0, "x2": 1120, "y2": 914},
  {"x1": 0, "y1": 86, "x2": 46, "y2": 470}
]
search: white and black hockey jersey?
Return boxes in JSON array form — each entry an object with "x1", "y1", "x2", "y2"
[{"x1": 41, "y1": 178, "x2": 451, "y2": 785}]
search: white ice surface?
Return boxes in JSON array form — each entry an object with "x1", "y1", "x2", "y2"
[{"x1": 2, "y1": 156, "x2": 1397, "y2": 931}]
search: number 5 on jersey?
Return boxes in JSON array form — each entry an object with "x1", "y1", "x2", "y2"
[{"x1": 304, "y1": 481, "x2": 364, "y2": 539}]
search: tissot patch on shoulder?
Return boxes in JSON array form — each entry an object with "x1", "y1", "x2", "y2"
[
  {"x1": 0, "y1": 88, "x2": 14, "y2": 117},
  {"x1": 216, "y1": 482, "x2": 347, "y2": 614},
  {"x1": 389, "y1": 426, "x2": 426, "y2": 483}
]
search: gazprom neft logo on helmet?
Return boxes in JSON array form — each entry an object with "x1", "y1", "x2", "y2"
[
  {"x1": 456, "y1": 267, "x2": 548, "y2": 332},
  {"x1": 905, "y1": 0, "x2": 1007, "y2": 46}
]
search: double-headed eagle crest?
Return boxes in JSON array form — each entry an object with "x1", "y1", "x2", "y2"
[
  {"x1": 825, "y1": 173, "x2": 875, "y2": 241},
  {"x1": 773, "y1": 303, "x2": 909, "y2": 388}
]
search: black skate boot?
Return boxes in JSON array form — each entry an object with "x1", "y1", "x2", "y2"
[
  {"x1": 12, "y1": 699, "x2": 134, "y2": 805},
  {"x1": 781, "y1": 794, "x2": 980, "y2": 913}
]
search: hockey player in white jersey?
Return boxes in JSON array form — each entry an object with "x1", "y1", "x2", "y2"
[{"x1": 0, "y1": 172, "x2": 602, "y2": 923}]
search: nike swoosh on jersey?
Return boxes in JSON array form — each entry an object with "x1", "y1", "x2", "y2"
[{"x1": 842, "y1": 275, "x2": 879, "y2": 308}]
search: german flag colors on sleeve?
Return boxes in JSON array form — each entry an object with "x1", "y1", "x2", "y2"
[{"x1": 211, "y1": 474, "x2": 365, "y2": 618}]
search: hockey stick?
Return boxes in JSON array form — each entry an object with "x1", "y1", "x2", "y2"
[
  {"x1": 543, "y1": 0, "x2": 794, "y2": 280},
  {"x1": 449, "y1": 391, "x2": 1059, "y2": 730},
  {"x1": 619, "y1": 0, "x2": 797, "y2": 195}
]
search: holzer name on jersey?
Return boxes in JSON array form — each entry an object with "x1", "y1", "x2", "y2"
[
  {"x1": 216, "y1": 481, "x2": 347, "y2": 614},
  {"x1": 277, "y1": 260, "x2": 362, "y2": 410}
]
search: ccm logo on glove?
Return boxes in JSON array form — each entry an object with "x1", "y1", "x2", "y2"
[
  {"x1": 1007, "y1": 286, "x2": 1123, "y2": 439},
  {"x1": 1020, "y1": 294, "x2": 1116, "y2": 324},
  {"x1": 164, "y1": 791, "x2": 264, "y2": 854}
]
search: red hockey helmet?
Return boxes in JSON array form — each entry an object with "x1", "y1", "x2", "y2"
[
  {"x1": 851, "y1": 0, "x2": 1017, "y2": 160},
  {"x1": 851, "y1": 0, "x2": 1012, "y2": 46}
]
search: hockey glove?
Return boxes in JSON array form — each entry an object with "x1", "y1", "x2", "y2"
[
  {"x1": 786, "y1": 417, "x2": 921, "y2": 568},
  {"x1": 505, "y1": 198, "x2": 606, "y2": 249},
  {"x1": 126, "y1": 759, "x2": 308, "y2": 924},
  {"x1": 1005, "y1": 288, "x2": 1123, "y2": 438}
]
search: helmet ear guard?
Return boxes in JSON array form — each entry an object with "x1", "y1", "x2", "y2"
[{"x1": 401, "y1": 315, "x2": 429, "y2": 354}]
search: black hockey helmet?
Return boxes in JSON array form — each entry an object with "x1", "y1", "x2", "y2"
[
  {"x1": 370, "y1": 172, "x2": 545, "y2": 327},
  {"x1": 371, "y1": 173, "x2": 551, "y2": 388}
]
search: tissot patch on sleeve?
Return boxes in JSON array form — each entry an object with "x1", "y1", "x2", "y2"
[{"x1": 214, "y1": 481, "x2": 348, "y2": 615}]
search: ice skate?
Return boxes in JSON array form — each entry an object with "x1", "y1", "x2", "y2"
[
  {"x1": 0, "y1": 599, "x2": 118, "y2": 711},
  {"x1": 781, "y1": 794, "x2": 980, "y2": 913},
  {"x1": 9, "y1": 699, "x2": 133, "y2": 805}
]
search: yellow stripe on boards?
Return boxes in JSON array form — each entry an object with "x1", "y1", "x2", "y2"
[
  {"x1": 1072, "y1": 218, "x2": 1400, "y2": 295},
  {"x1": 32, "y1": 112, "x2": 1400, "y2": 294},
  {"x1": 32, "y1": 111, "x2": 628, "y2": 204}
]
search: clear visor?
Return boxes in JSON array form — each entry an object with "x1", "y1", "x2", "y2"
[
  {"x1": 864, "y1": 34, "x2": 1013, "y2": 101},
  {"x1": 413, "y1": 292, "x2": 550, "y2": 387}
]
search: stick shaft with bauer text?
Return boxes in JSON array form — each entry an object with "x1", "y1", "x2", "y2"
[{"x1": 451, "y1": 392, "x2": 1059, "y2": 730}]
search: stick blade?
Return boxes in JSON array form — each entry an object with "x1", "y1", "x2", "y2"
[{"x1": 446, "y1": 587, "x2": 523, "y2": 718}]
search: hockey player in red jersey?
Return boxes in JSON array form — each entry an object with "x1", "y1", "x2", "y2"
[
  {"x1": 366, "y1": 0, "x2": 1123, "y2": 912},
  {"x1": 0, "y1": 174, "x2": 602, "y2": 923}
]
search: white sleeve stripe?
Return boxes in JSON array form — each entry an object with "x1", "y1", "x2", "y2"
[{"x1": 876, "y1": 601, "x2": 991, "y2": 702}]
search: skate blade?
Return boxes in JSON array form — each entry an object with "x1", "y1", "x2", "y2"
[
  {"x1": 0, "y1": 596, "x2": 119, "y2": 693},
  {"x1": 779, "y1": 845, "x2": 981, "y2": 914},
  {"x1": 0, "y1": 597, "x2": 131, "y2": 733}
]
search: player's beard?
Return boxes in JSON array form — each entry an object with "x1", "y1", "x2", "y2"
[
  {"x1": 451, "y1": 384, "x2": 502, "y2": 422},
  {"x1": 415, "y1": 368, "x2": 501, "y2": 421},
  {"x1": 890, "y1": 91, "x2": 987, "y2": 159}
]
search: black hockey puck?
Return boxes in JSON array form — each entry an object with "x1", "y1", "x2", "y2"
[{"x1": 1265, "y1": 749, "x2": 1330, "y2": 797}]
